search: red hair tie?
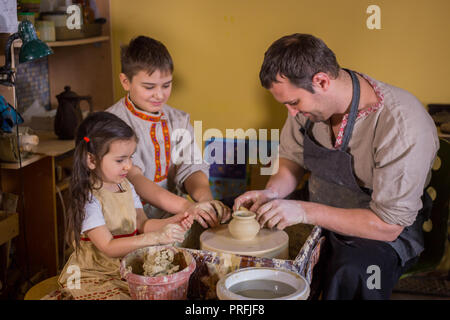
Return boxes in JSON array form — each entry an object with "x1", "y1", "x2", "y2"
[{"x1": 83, "y1": 136, "x2": 90, "y2": 143}]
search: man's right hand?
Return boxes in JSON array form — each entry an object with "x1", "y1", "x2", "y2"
[{"x1": 233, "y1": 189, "x2": 279, "y2": 212}]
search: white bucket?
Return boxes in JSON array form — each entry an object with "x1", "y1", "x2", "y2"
[{"x1": 216, "y1": 267, "x2": 310, "y2": 300}]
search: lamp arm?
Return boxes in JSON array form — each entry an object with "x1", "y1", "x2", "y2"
[
  {"x1": 3, "y1": 33, "x2": 20, "y2": 72},
  {"x1": 0, "y1": 33, "x2": 20, "y2": 87}
]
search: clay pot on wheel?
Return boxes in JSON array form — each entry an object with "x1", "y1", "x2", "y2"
[{"x1": 228, "y1": 210, "x2": 260, "y2": 241}]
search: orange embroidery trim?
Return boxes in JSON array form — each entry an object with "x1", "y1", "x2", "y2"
[
  {"x1": 149, "y1": 120, "x2": 171, "y2": 182},
  {"x1": 124, "y1": 96, "x2": 171, "y2": 182},
  {"x1": 125, "y1": 96, "x2": 162, "y2": 122}
]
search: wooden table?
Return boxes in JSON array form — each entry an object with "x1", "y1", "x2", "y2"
[{"x1": 0, "y1": 131, "x2": 74, "y2": 278}]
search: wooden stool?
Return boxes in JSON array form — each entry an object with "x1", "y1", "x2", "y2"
[
  {"x1": 24, "y1": 276, "x2": 60, "y2": 300},
  {"x1": 0, "y1": 212, "x2": 19, "y2": 291}
]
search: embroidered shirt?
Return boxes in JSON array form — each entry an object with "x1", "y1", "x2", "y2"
[{"x1": 107, "y1": 97, "x2": 210, "y2": 197}]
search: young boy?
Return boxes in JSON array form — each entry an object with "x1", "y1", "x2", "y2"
[{"x1": 107, "y1": 36, "x2": 230, "y2": 235}]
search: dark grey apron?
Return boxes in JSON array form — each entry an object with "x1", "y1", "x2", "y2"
[{"x1": 302, "y1": 69, "x2": 428, "y2": 266}]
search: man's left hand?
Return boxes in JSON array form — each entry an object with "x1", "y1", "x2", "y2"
[{"x1": 256, "y1": 199, "x2": 309, "y2": 230}]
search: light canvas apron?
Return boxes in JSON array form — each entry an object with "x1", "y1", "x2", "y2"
[{"x1": 56, "y1": 180, "x2": 137, "y2": 300}]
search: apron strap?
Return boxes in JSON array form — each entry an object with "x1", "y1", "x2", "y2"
[
  {"x1": 302, "y1": 69, "x2": 360, "y2": 151},
  {"x1": 339, "y1": 69, "x2": 360, "y2": 151}
]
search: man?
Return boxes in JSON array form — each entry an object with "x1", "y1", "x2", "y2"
[{"x1": 234, "y1": 34, "x2": 439, "y2": 299}]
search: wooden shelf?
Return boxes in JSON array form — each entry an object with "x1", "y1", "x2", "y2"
[
  {"x1": 13, "y1": 36, "x2": 109, "y2": 48},
  {"x1": 0, "y1": 131, "x2": 74, "y2": 170},
  {"x1": 0, "y1": 154, "x2": 46, "y2": 170}
]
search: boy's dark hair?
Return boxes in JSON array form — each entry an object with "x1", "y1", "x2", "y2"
[
  {"x1": 121, "y1": 35, "x2": 174, "y2": 80},
  {"x1": 67, "y1": 111, "x2": 137, "y2": 252},
  {"x1": 259, "y1": 33, "x2": 340, "y2": 93}
]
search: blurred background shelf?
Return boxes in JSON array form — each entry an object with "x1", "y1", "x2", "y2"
[{"x1": 13, "y1": 36, "x2": 110, "y2": 48}]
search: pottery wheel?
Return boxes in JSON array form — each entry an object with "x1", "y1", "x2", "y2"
[{"x1": 200, "y1": 225, "x2": 289, "y2": 259}]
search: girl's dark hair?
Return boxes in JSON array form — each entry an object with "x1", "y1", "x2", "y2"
[
  {"x1": 259, "y1": 33, "x2": 340, "y2": 93},
  {"x1": 67, "y1": 112, "x2": 137, "y2": 252},
  {"x1": 121, "y1": 35, "x2": 174, "y2": 80}
]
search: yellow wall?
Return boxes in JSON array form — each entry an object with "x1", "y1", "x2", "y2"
[{"x1": 110, "y1": 0, "x2": 450, "y2": 133}]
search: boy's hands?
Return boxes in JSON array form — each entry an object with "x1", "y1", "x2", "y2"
[{"x1": 185, "y1": 200, "x2": 231, "y2": 228}]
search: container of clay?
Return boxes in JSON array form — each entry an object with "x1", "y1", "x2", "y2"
[
  {"x1": 216, "y1": 267, "x2": 310, "y2": 300},
  {"x1": 120, "y1": 245, "x2": 196, "y2": 300}
]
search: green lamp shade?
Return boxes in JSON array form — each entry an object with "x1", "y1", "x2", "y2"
[{"x1": 17, "y1": 20, "x2": 53, "y2": 64}]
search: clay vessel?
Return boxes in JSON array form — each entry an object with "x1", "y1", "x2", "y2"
[{"x1": 228, "y1": 210, "x2": 260, "y2": 241}]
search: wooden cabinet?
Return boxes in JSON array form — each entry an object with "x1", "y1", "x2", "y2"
[
  {"x1": 0, "y1": 1, "x2": 113, "y2": 280},
  {"x1": 0, "y1": 133, "x2": 74, "y2": 277}
]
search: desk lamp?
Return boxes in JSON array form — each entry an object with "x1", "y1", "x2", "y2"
[
  {"x1": 0, "y1": 20, "x2": 53, "y2": 134},
  {"x1": 0, "y1": 20, "x2": 53, "y2": 87},
  {"x1": 0, "y1": 19, "x2": 53, "y2": 163}
]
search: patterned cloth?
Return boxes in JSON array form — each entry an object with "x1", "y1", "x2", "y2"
[{"x1": 42, "y1": 227, "x2": 324, "y2": 300}]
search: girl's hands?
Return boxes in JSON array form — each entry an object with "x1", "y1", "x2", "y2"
[
  {"x1": 167, "y1": 211, "x2": 194, "y2": 231},
  {"x1": 155, "y1": 212, "x2": 194, "y2": 244},
  {"x1": 155, "y1": 223, "x2": 187, "y2": 244}
]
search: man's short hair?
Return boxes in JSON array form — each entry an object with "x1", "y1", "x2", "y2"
[
  {"x1": 259, "y1": 34, "x2": 340, "y2": 93},
  {"x1": 121, "y1": 36, "x2": 174, "y2": 80}
]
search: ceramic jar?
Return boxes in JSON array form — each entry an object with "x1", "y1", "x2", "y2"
[{"x1": 228, "y1": 210, "x2": 260, "y2": 241}]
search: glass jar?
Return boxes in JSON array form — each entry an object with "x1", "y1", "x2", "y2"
[
  {"x1": 18, "y1": 12, "x2": 36, "y2": 26},
  {"x1": 35, "y1": 20, "x2": 55, "y2": 42}
]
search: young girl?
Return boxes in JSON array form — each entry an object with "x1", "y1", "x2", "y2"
[{"x1": 56, "y1": 112, "x2": 193, "y2": 300}]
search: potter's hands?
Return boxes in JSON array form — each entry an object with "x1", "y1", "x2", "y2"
[
  {"x1": 233, "y1": 189, "x2": 279, "y2": 213},
  {"x1": 256, "y1": 199, "x2": 308, "y2": 230},
  {"x1": 185, "y1": 200, "x2": 232, "y2": 228},
  {"x1": 205, "y1": 200, "x2": 232, "y2": 225},
  {"x1": 154, "y1": 223, "x2": 188, "y2": 245},
  {"x1": 140, "y1": 213, "x2": 192, "y2": 246},
  {"x1": 167, "y1": 211, "x2": 194, "y2": 231}
]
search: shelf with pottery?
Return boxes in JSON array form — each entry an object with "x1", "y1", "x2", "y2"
[
  {"x1": 0, "y1": 130, "x2": 74, "y2": 169},
  {"x1": 7, "y1": 0, "x2": 114, "y2": 111},
  {"x1": 12, "y1": 35, "x2": 110, "y2": 48}
]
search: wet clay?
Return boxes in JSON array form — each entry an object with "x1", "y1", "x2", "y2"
[{"x1": 142, "y1": 248, "x2": 180, "y2": 277}]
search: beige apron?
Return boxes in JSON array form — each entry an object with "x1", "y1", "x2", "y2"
[{"x1": 55, "y1": 180, "x2": 136, "y2": 300}]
